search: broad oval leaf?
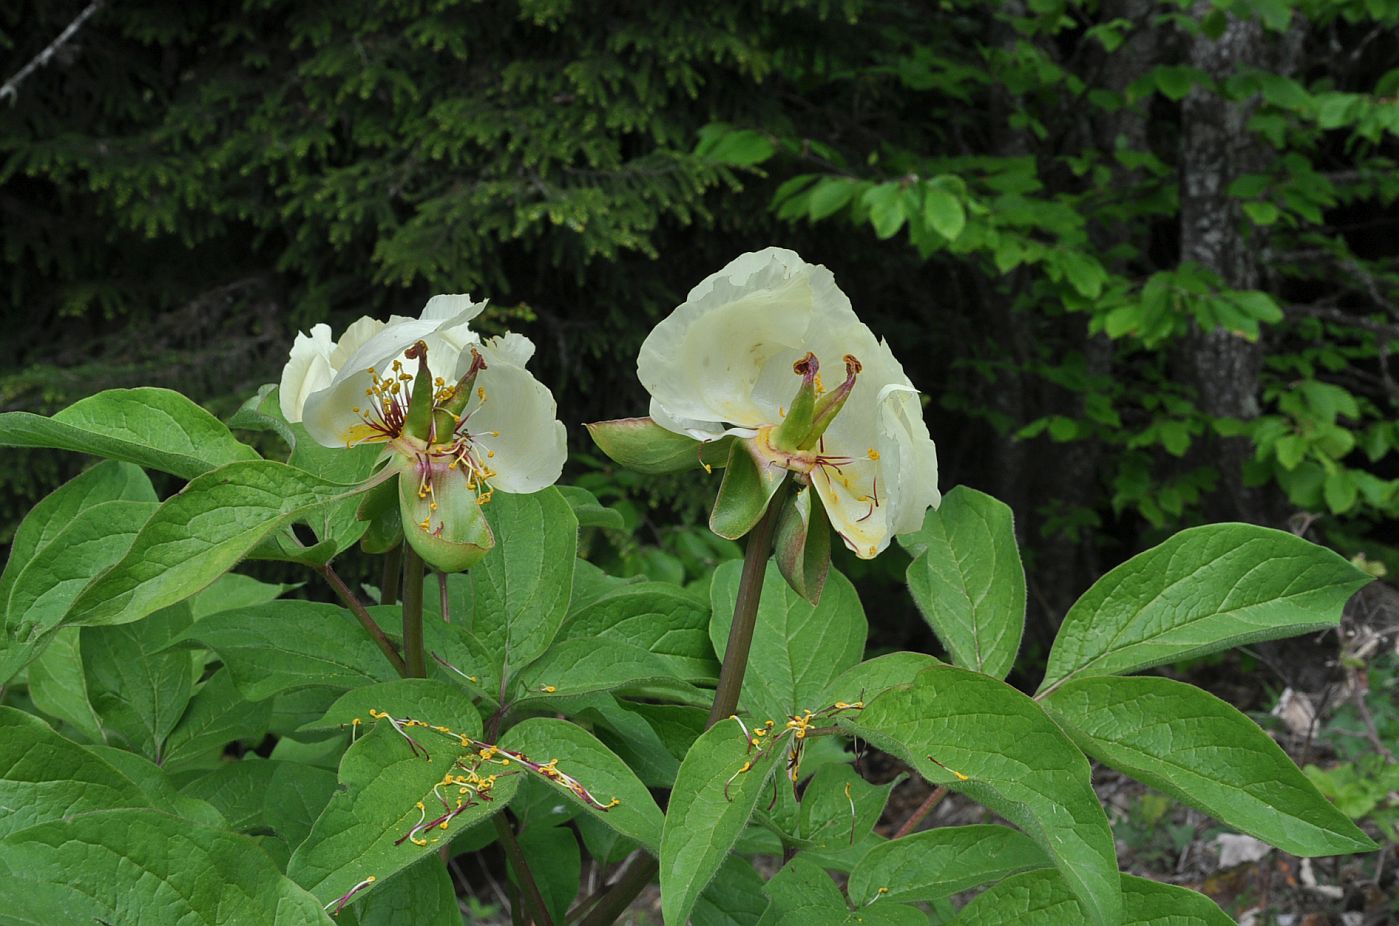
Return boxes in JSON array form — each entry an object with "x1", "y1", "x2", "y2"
[
  {"x1": 180, "y1": 758, "x2": 338, "y2": 859},
  {"x1": 0, "y1": 460, "x2": 153, "y2": 609},
  {"x1": 710, "y1": 560, "x2": 867, "y2": 721},
  {"x1": 899, "y1": 487, "x2": 1025, "y2": 679},
  {"x1": 466, "y1": 488, "x2": 578, "y2": 674},
  {"x1": 0, "y1": 387, "x2": 260, "y2": 478},
  {"x1": 847, "y1": 825, "x2": 1049, "y2": 906},
  {"x1": 499, "y1": 717, "x2": 665, "y2": 850},
  {"x1": 823, "y1": 651, "x2": 944, "y2": 706},
  {"x1": 0, "y1": 707, "x2": 153, "y2": 839},
  {"x1": 845, "y1": 665, "x2": 1120, "y2": 926},
  {"x1": 1043, "y1": 675, "x2": 1374, "y2": 856},
  {"x1": 0, "y1": 808, "x2": 329, "y2": 925},
  {"x1": 64, "y1": 460, "x2": 370, "y2": 629},
  {"x1": 287, "y1": 715, "x2": 519, "y2": 907},
  {"x1": 0, "y1": 498, "x2": 157, "y2": 682},
  {"x1": 302, "y1": 678, "x2": 485, "y2": 735},
  {"x1": 949, "y1": 870, "x2": 1233, "y2": 926},
  {"x1": 512, "y1": 637, "x2": 708, "y2": 705},
  {"x1": 1038, "y1": 523, "x2": 1370, "y2": 695},
  {"x1": 660, "y1": 718, "x2": 785, "y2": 926},
  {"x1": 174, "y1": 600, "x2": 400, "y2": 700},
  {"x1": 561, "y1": 583, "x2": 719, "y2": 683}
]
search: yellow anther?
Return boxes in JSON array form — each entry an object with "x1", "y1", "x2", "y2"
[
  {"x1": 351, "y1": 717, "x2": 362, "y2": 726},
  {"x1": 369, "y1": 709, "x2": 385, "y2": 718},
  {"x1": 487, "y1": 450, "x2": 495, "y2": 458},
  {"x1": 814, "y1": 373, "x2": 825, "y2": 393},
  {"x1": 701, "y1": 461, "x2": 713, "y2": 474},
  {"x1": 415, "y1": 801, "x2": 425, "y2": 810},
  {"x1": 540, "y1": 685, "x2": 557, "y2": 693},
  {"x1": 477, "y1": 386, "x2": 487, "y2": 401},
  {"x1": 877, "y1": 887, "x2": 889, "y2": 895},
  {"x1": 779, "y1": 405, "x2": 786, "y2": 417},
  {"x1": 867, "y1": 448, "x2": 880, "y2": 460}
]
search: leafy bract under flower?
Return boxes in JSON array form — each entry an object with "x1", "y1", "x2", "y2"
[
  {"x1": 637, "y1": 247, "x2": 940, "y2": 558},
  {"x1": 277, "y1": 295, "x2": 566, "y2": 571}
]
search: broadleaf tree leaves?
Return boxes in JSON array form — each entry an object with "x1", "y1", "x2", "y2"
[
  {"x1": 180, "y1": 758, "x2": 339, "y2": 856},
  {"x1": 0, "y1": 387, "x2": 261, "y2": 479},
  {"x1": 710, "y1": 560, "x2": 867, "y2": 721},
  {"x1": 0, "y1": 460, "x2": 153, "y2": 609},
  {"x1": 898, "y1": 487, "x2": 1025, "y2": 679},
  {"x1": 24, "y1": 628, "x2": 105, "y2": 742},
  {"x1": 512, "y1": 637, "x2": 709, "y2": 706},
  {"x1": 174, "y1": 600, "x2": 400, "y2": 701},
  {"x1": 948, "y1": 870, "x2": 1233, "y2": 926},
  {"x1": 338, "y1": 855, "x2": 460, "y2": 926},
  {"x1": 1038, "y1": 523, "x2": 1371, "y2": 695},
  {"x1": 0, "y1": 808, "x2": 330, "y2": 926},
  {"x1": 62, "y1": 460, "x2": 376, "y2": 629},
  {"x1": 756, "y1": 856, "x2": 847, "y2": 926},
  {"x1": 161, "y1": 668, "x2": 274, "y2": 773},
  {"x1": 1043, "y1": 675, "x2": 1375, "y2": 855},
  {"x1": 844, "y1": 665, "x2": 1120, "y2": 926},
  {"x1": 288, "y1": 715, "x2": 520, "y2": 907},
  {"x1": 660, "y1": 718, "x2": 785, "y2": 926},
  {"x1": 301, "y1": 678, "x2": 484, "y2": 737},
  {"x1": 465, "y1": 487, "x2": 578, "y2": 678},
  {"x1": 515, "y1": 823, "x2": 582, "y2": 925},
  {"x1": 0, "y1": 707, "x2": 153, "y2": 839},
  {"x1": 499, "y1": 717, "x2": 664, "y2": 850},
  {"x1": 847, "y1": 824, "x2": 1049, "y2": 906}
]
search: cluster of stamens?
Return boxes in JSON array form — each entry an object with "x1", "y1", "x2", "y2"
[
  {"x1": 348, "y1": 360, "x2": 414, "y2": 444},
  {"x1": 724, "y1": 700, "x2": 865, "y2": 801},
  {"x1": 355, "y1": 708, "x2": 619, "y2": 850}
]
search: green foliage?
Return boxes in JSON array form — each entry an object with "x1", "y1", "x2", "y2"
[{"x1": 0, "y1": 382, "x2": 1382, "y2": 924}]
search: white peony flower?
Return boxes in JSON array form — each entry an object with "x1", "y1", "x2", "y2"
[
  {"x1": 275, "y1": 295, "x2": 567, "y2": 570},
  {"x1": 637, "y1": 247, "x2": 940, "y2": 558}
]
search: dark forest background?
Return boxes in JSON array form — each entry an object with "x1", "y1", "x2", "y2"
[{"x1": 3, "y1": 0, "x2": 1398, "y2": 659}]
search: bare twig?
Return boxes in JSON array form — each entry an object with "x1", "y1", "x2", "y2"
[{"x1": 0, "y1": 0, "x2": 107, "y2": 104}]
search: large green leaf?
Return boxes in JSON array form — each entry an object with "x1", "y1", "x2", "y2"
[
  {"x1": 797, "y1": 763, "x2": 896, "y2": 852},
  {"x1": 181, "y1": 758, "x2": 339, "y2": 863},
  {"x1": 464, "y1": 488, "x2": 578, "y2": 677},
  {"x1": 162, "y1": 668, "x2": 275, "y2": 772},
  {"x1": 756, "y1": 856, "x2": 847, "y2": 926},
  {"x1": 512, "y1": 637, "x2": 708, "y2": 705},
  {"x1": 339, "y1": 855, "x2": 460, "y2": 926},
  {"x1": 83, "y1": 603, "x2": 199, "y2": 761},
  {"x1": 695, "y1": 856, "x2": 770, "y2": 926},
  {"x1": 710, "y1": 560, "x2": 867, "y2": 721},
  {"x1": 0, "y1": 498, "x2": 157, "y2": 682},
  {"x1": 287, "y1": 710, "x2": 519, "y2": 906},
  {"x1": 173, "y1": 600, "x2": 400, "y2": 700},
  {"x1": 499, "y1": 717, "x2": 665, "y2": 850},
  {"x1": 86, "y1": 745, "x2": 226, "y2": 829},
  {"x1": 560, "y1": 583, "x2": 719, "y2": 682},
  {"x1": 0, "y1": 808, "x2": 330, "y2": 925},
  {"x1": 0, "y1": 460, "x2": 153, "y2": 609},
  {"x1": 899, "y1": 487, "x2": 1024, "y2": 679},
  {"x1": 660, "y1": 718, "x2": 785, "y2": 926},
  {"x1": 823, "y1": 652, "x2": 944, "y2": 705},
  {"x1": 63, "y1": 460, "x2": 372, "y2": 629},
  {"x1": 24, "y1": 628, "x2": 104, "y2": 742},
  {"x1": 301, "y1": 678, "x2": 486, "y2": 736},
  {"x1": 0, "y1": 707, "x2": 153, "y2": 838},
  {"x1": 1043, "y1": 675, "x2": 1375, "y2": 855},
  {"x1": 0, "y1": 387, "x2": 260, "y2": 478},
  {"x1": 1038, "y1": 523, "x2": 1371, "y2": 695},
  {"x1": 847, "y1": 825, "x2": 1048, "y2": 905},
  {"x1": 845, "y1": 665, "x2": 1120, "y2": 926},
  {"x1": 515, "y1": 822, "x2": 582, "y2": 924},
  {"x1": 948, "y1": 870, "x2": 1233, "y2": 926}
]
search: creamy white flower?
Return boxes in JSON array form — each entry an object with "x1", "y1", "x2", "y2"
[
  {"x1": 638, "y1": 247, "x2": 940, "y2": 558},
  {"x1": 275, "y1": 295, "x2": 568, "y2": 570}
]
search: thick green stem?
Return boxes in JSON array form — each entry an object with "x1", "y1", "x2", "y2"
[
  {"x1": 402, "y1": 547, "x2": 427, "y2": 678},
  {"x1": 380, "y1": 545, "x2": 402, "y2": 606},
  {"x1": 578, "y1": 487, "x2": 786, "y2": 926},
  {"x1": 496, "y1": 814, "x2": 556, "y2": 926},
  {"x1": 706, "y1": 482, "x2": 787, "y2": 727},
  {"x1": 319, "y1": 563, "x2": 407, "y2": 678}
]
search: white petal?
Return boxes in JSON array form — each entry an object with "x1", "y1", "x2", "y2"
[
  {"x1": 422, "y1": 293, "x2": 487, "y2": 324},
  {"x1": 279, "y1": 324, "x2": 335, "y2": 423},
  {"x1": 328, "y1": 317, "x2": 386, "y2": 371},
  {"x1": 637, "y1": 247, "x2": 861, "y2": 434},
  {"x1": 648, "y1": 397, "x2": 753, "y2": 442},
  {"x1": 302, "y1": 299, "x2": 486, "y2": 448},
  {"x1": 461, "y1": 361, "x2": 566, "y2": 494},
  {"x1": 481, "y1": 332, "x2": 536, "y2": 369}
]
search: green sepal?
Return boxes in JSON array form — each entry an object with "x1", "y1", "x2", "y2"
[
  {"x1": 397, "y1": 460, "x2": 494, "y2": 572},
  {"x1": 356, "y1": 470, "x2": 403, "y2": 554},
  {"x1": 770, "y1": 354, "x2": 818, "y2": 452},
  {"x1": 774, "y1": 486, "x2": 831, "y2": 604},
  {"x1": 402, "y1": 343, "x2": 436, "y2": 442},
  {"x1": 586, "y1": 417, "x2": 731, "y2": 474},
  {"x1": 709, "y1": 438, "x2": 787, "y2": 540}
]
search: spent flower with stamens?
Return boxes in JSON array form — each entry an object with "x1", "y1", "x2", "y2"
[
  {"x1": 590, "y1": 248, "x2": 939, "y2": 583},
  {"x1": 277, "y1": 297, "x2": 566, "y2": 571},
  {"x1": 363, "y1": 707, "x2": 620, "y2": 850}
]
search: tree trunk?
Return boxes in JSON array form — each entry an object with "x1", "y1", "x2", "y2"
[{"x1": 1177, "y1": 6, "x2": 1269, "y2": 523}]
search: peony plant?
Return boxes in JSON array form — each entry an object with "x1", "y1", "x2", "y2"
[{"x1": 0, "y1": 255, "x2": 1380, "y2": 926}]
